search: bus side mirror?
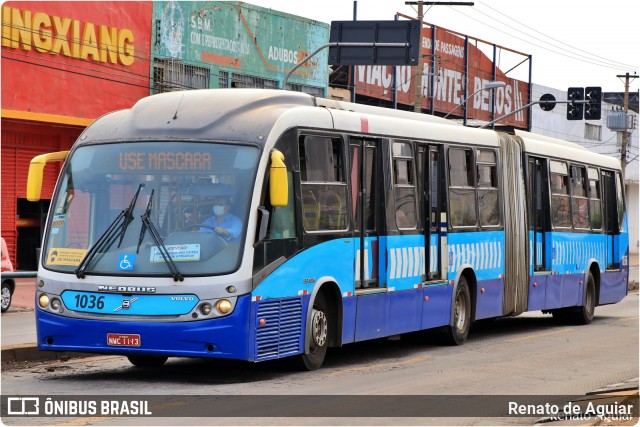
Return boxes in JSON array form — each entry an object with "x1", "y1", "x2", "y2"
[
  {"x1": 269, "y1": 150, "x2": 288, "y2": 207},
  {"x1": 27, "y1": 151, "x2": 69, "y2": 201}
]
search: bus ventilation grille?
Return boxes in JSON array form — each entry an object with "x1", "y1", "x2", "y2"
[{"x1": 255, "y1": 297, "x2": 303, "y2": 361}]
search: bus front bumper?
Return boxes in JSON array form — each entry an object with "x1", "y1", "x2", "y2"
[{"x1": 36, "y1": 294, "x2": 252, "y2": 361}]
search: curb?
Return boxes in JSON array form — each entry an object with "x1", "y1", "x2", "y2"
[{"x1": 1, "y1": 344, "x2": 95, "y2": 363}]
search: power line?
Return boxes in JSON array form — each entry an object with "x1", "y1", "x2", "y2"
[
  {"x1": 446, "y1": 6, "x2": 637, "y2": 73},
  {"x1": 476, "y1": 1, "x2": 637, "y2": 70},
  {"x1": 3, "y1": 56, "x2": 156, "y2": 90}
]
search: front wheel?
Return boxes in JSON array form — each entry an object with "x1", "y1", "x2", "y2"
[
  {"x1": 127, "y1": 355, "x2": 168, "y2": 368},
  {"x1": 439, "y1": 276, "x2": 471, "y2": 345},
  {"x1": 1, "y1": 282, "x2": 12, "y2": 313},
  {"x1": 295, "y1": 294, "x2": 329, "y2": 371}
]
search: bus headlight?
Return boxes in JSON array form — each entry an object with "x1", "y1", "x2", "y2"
[
  {"x1": 216, "y1": 299, "x2": 232, "y2": 314},
  {"x1": 50, "y1": 298, "x2": 62, "y2": 311},
  {"x1": 38, "y1": 294, "x2": 50, "y2": 308}
]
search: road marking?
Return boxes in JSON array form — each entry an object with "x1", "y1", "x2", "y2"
[
  {"x1": 506, "y1": 328, "x2": 574, "y2": 344},
  {"x1": 54, "y1": 416, "x2": 114, "y2": 426},
  {"x1": 620, "y1": 316, "x2": 640, "y2": 322},
  {"x1": 329, "y1": 354, "x2": 431, "y2": 377}
]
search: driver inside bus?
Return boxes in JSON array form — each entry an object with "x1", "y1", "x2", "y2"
[{"x1": 201, "y1": 196, "x2": 242, "y2": 241}]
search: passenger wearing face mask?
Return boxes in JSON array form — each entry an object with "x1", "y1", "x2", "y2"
[{"x1": 202, "y1": 196, "x2": 242, "y2": 241}]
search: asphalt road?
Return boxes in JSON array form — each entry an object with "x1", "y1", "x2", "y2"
[{"x1": 1, "y1": 290, "x2": 638, "y2": 426}]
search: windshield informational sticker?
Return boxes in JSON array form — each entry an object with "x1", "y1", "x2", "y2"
[
  {"x1": 150, "y1": 244, "x2": 200, "y2": 262},
  {"x1": 118, "y1": 254, "x2": 136, "y2": 271},
  {"x1": 47, "y1": 248, "x2": 87, "y2": 266}
]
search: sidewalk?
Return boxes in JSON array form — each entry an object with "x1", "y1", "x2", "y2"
[{"x1": 2, "y1": 277, "x2": 92, "y2": 362}]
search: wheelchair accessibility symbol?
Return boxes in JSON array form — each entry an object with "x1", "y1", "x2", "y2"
[{"x1": 118, "y1": 254, "x2": 136, "y2": 271}]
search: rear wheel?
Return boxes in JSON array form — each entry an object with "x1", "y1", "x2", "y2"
[
  {"x1": 440, "y1": 276, "x2": 471, "y2": 345},
  {"x1": 295, "y1": 294, "x2": 329, "y2": 371},
  {"x1": 552, "y1": 273, "x2": 596, "y2": 325},
  {"x1": 127, "y1": 355, "x2": 168, "y2": 368}
]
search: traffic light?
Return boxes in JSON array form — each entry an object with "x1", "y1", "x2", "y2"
[
  {"x1": 567, "y1": 87, "x2": 584, "y2": 120},
  {"x1": 584, "y1": 86, "x2": 602, "y2": 120}
]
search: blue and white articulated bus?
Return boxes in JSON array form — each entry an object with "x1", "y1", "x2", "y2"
[{"x1": 28, "y1": 89, "x2": 629, "y2": 370}]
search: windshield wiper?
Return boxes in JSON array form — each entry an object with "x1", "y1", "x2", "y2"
[
  {"x1": 75, "y1": 183, "x2": 145, "y2": 279},
  {"x1": 138, "y1": 189, "x2": 183, "y2": 282}
]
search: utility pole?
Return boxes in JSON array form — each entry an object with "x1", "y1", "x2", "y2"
[
  {"x1": 412, "y1": 1, "x2": 424, "y2": 113},
  {"x1": 405, "y1": 2, "x2": 474, "y2": 113},
  {"x1": 617, "y1": 72, "x2": 638, "y2": 179}
]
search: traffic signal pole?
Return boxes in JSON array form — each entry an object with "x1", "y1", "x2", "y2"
[
  {"x1": 479, "y1": 98, "x2": 587, "y2": 129},
  {"x1": 617, "y1": 72, "x2": 638, "y2": 179}
]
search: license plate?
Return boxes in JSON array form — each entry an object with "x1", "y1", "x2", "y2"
[{"x1": 107, "y1": 333, "x2": 141, "y2": 347}]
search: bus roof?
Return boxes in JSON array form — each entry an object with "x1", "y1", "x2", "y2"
[
  {"x1": 77, "y1": 89, "x2": 317, "y2": 144},
  {"x1": 515, "y1": 129, "x2": 622, "y2": 171},
  {"x1": 75, "y1": 89, "x2": 621, "y2": 172}
]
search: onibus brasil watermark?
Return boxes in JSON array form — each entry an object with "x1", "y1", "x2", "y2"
[{"x1": 6, "y1": 397, "x2": 151, "y2": 416}]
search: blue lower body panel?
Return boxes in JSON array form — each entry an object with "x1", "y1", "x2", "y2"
[
  {"x1": 475, "y1": 278, "x2": 503, "y2": 319},
  {"x1": 36, "y1": 295, "x2": 252, "y2": 361},
  {"x1": 600, "y1": 270, "x2": 628, "y2": 304}
]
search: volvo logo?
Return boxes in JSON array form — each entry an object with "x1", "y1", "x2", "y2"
[{"x1": 114, "y1": 297, "x2": 138, "y2": 312}]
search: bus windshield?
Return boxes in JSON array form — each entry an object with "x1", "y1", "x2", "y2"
[{"x1": 43, "y1": 141, "x2": 259, "y2": 277}]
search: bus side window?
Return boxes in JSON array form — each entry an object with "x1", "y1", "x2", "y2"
[
  {"x1": 392, "y1": 141, "x2": 417, "y2": 229},
  {"x1": 570, "y1": 165, "x2": 590, "y2": 229},
  {"x1": 477, "y1": 149, "x2": 500, "y2": 227},
  {"x1": 615, "y1": 172, "x2": 625, "y2": 231},
  {"x1": 299, "y1": 135, "x2": 348, "y2": 232},
  {"x1": 550, "y1": 161, "x2": 571, "y2": 228},
  {"x1": 588, "y1": 167, "x2": 602, "y2": 230},
  {"x1": 448, "y1": 147, "x2": 476, "y2": 227}
]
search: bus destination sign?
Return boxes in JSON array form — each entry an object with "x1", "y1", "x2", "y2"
[{"x1": 119, "y1": 152, "x2": 212, "y2": 171}]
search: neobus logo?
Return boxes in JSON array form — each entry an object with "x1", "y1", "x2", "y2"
[{"x1": 97, "y1": 286, "x2": 156, "y2": 293}]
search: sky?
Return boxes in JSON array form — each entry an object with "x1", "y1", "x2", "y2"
[{"x1": 246, "y1": 0, "x2": 639, "y2": 94}]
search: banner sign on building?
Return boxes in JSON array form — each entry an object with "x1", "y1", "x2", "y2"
[
  {"x1": 152, "y1": 1, "x2": 330, "y2": 91},
  {"x1": 355, "y1": 24, "x2": 530, "y2": 128}
]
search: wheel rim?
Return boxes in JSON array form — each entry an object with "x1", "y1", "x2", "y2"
[
  {"x1": 310, "y1": 308, "x2": 328, "y2": 350},
  {"x1": 454, "y1": 289, "x2": 467, "y2": 331},
  {"x1": 1, "y1": 287, "x2": 10, "y2": 310}
]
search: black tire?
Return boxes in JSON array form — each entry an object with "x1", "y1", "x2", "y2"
[
  {"x1": 295, "y1": 293, "x2": 329, "y2": 371},
  {"x1": 571, "y1": 273, "x2": 596, "y2": 325},
  {"x1": 126, "y1": 355, "x2": 168, "y2": 368},
  {"x1": 552, "y1": 273, "x2": 596, "y2": 325},
  {"x1": 440, "y1": 276, "x2": 471, "y2": 345},
  {"x1": 1, "y1": 282, "x2": 12, "y2": 313}
]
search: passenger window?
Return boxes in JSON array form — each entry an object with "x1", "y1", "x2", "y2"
[
  {"x1": 550, "y1": 161, "x2": 571, "y2": 228},
  {"x1": 448, "y1": 148, "x2": 476, "y2": 227},
  {"x1": 299, "y1": 135, "x2": 348, "y2": 232},
  {"x1": 571, "y1": 165, "x2": 589, "y2": 229},
  {"x1": 615, "y1": 173, "x2": 625, "y2": 230},
  {"x1": 477, "y1": 149, "x2": 500, "y2": 227},
  {"x1": 392, "y1": 141, "x2": 417, "y2": 229},
  {"x1": 588, "y1": 168, "x2": 602, "y2": 230}
]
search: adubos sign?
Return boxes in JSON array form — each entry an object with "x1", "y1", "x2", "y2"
[{"x1": 153, "y1": 1, "x2": 330, "y2": 88}]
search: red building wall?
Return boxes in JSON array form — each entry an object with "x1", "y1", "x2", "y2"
[{"x1": 1, "y1": 2, "x2": 152, "y2": 267}]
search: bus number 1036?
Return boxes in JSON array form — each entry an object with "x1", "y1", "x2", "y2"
[{"x1": 74, "y1": 294, "x2": 105, "y2": 310}]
